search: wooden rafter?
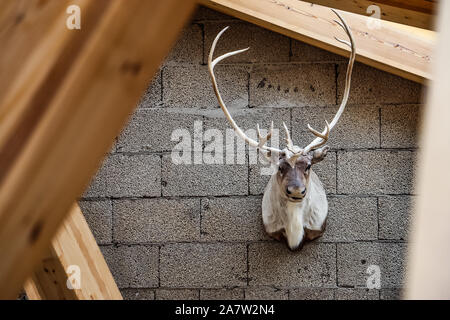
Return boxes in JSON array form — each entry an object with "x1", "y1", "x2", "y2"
[
  {"x1": 0, "y1": 0, "x2": 197, "y2": 299},
  {"x1": 24, "y1": 204, "x2": 122, "y2": 300},
  {"x1": 200, "y1": 0, "x2": 435, "y2": 83},
  {"x1": 301, "y1": 0, "x2": 436, "y2": 30}
]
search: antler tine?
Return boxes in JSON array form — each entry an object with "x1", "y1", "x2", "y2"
[
  {"x1": 282, "y1": 122, "x2": 294, "y2": 151},
  {"x1": 333, "y1": 19, "x2": 346, "y2": 30},
  {"x1": 257, "y1": 121, "x2": 274, "y2": 149},
  {"x1": 307, "y1": 120, "x2": 330, "y2": 140},
  {"x1": 334, "y1": 36, "x2": 352, "y2": 49},
  {"x1": 306, "y1": 120, "x2": 330, "y2": 149},
  {"x1": 208, "y1": 27, "x2": 282, "y2": 156},
  {"x1": 302, "y1": 9, "x2": 356, "y2": 155}
]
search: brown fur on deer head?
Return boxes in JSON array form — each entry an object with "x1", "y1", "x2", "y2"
[{"x1": 277, "y1": 146, "x2": 329, "y2": 202}]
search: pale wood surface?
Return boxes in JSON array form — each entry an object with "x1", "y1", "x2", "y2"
[
  {"x1": 24, "y1": 248, "x2": 79, "y2": 300},
  {"x1": 200, "y1": 0, "x2": 435, "y2": 83},
  {"x1": 25, "y1": 204, "x2": 122, "y2": 300},
  {"x1": 303, "y1": 0, "x2": 436, "y2": 29},
  {"x1": 405, "y1": 0, "x2": 450, "y2": 299},
  {"x1": 0, "y1": 0, "x2": 197, "y2": 299}
]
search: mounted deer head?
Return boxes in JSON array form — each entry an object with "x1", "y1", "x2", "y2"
[{"x1": 208, "y1": 9, "x2": 356, "y2": 250}]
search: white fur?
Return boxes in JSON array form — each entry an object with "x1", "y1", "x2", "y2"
[{"x1": 262, "y1": 170, "x2": 328, "y2": 250}]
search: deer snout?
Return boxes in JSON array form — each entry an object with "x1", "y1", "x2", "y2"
[{"x1": 286, "y1": 185, "x2": 307, "y2": 199}]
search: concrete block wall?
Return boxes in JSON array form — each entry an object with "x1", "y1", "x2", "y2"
[{"x1": 81, "y1": 6, "x2": 422, "y2": 300}]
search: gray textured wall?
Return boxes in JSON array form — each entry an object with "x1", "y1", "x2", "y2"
[{"x1": 81, "y1": 6, "x2": 423, "y2": 300}]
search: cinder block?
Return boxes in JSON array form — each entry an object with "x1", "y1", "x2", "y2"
[
  {"x1": 381, "y1": 105, "x2": 421, "y2": 148},
  {"x1": 106, "y1": 154, "x2": 161, "y2": 197},
  {"x1": 161, "y1": 153, "x2": 248, "y2": 196},
  {"x1": 160, "y1": 243, "x2": 247, "y2": 288},
  {"x1": 250, "y1": 64, "x2": 336, "y2": 108},
  {"x1": 338, "y1": 62, "x2": 422, "y2": 105},
  {"x1": 289, "y1": 288, "x2": 335, "y2": 300},
  {"x1": 292, "y1": 105, "x2": 380, "y2": 149},
  {"x1": 379, "y1": 196, "x2": 414, "y2": 240},
  {"x1": 165, "y1": 24, "x2": 203, "y2": 65},
  {"x1": 204, "y1": 21, "x2": 290, "y2": 63},
  {"x1": 117, "y1": 108, "x2": 203, "y2": 153},
  {"x1": 137, "y1": 70, "x2": 162, "y2": 108},
  {"x1": 200, "y1": 288, "x2": 245, "y2": 300},
  {"x1": 79, "y1": 200, "x2": 112, "y2": 245},
  {"x1": 201, "y1": 196, "x2": 269, "y2": 241},
  {"x1": 193, "y1": 6, "x2": 236, "y2": 21},
  {"x1": 337, "y1": 150, "x2": 415, "y2": 195},
  {"x1": 249, "y1": 151, "x2": 337, "y2": 195},
  {"x1": 155, "y1": 289, "x2": 199, "y2": 300},
  {"x1": 337, "y1": 243, "x2": 407, "y2": 288},
  {"x1": 380, "y1": 288, "x2": 402, "y2": 300},
  {"x1": 101, "y1": 245, "x2": 159, "y2": 288},
  {"x1": 321, "y1": 196, "x2": 378, "y2": 242},
  {"x1": 335, "y1": 288, "x2": 379, "y2": 300},
  {"x1": 163, "y1": 65, "x2": 248, "y2": 108},
  {"x1": 121, "y1": 289, "x2": 155, "y2": 300},
  {"x1": 203, "y1": 107, "x2": 290, "y2": 158},
  {"x1": 248, "y1": 159, "x2": 272, "y2": 196},
  {"x1": 83, "y1": 156, "x2": 110, "y2": 198},
  {"x1": 113, "y1": 198, "x2": 200, "y2": 243},
  {"x1": 248, "y1": 242, "x2": 336, "y2": 287},
  {"x1": 291, "y1": 40, "x2": 345, "y2": 62},
  {"x1": 245, "y1": 287, "x2": 289, "y2": 300}
]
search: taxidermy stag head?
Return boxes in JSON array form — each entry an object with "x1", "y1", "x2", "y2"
[{"x1": 208, "y1": 9, "x2": 356, "y2": 250}]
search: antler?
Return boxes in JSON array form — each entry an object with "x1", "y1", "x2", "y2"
[
  {"x1": 209, "y1": 9, "x2": 356, "y2": 161},
  {"x1": 208, "y1": 27, "x2": 282, "y2": 158},
  {"x1": 301, "y1": 9, "x2": 356, "y2": 155}
]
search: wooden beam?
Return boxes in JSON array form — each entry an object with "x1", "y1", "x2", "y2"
[
  {"x1": 200, "y1": 0, "x2": 435, "y2": 83},
  {"x1": 300, "y1": 0, "x2": 437, "y2": 30},
  {"x1": 24, "y1": 204, "x2": 122, "y2": 300},
  {"x1": 405, "y1": 0, "x2": 450, "y2": 299},
  {"x1": 0, "y1": 0, "x2": 197, "y2": 299}
]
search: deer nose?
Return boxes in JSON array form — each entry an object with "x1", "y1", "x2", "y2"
[{"x1": 286, "y1": 185, "x2": 306, "y2": 197}]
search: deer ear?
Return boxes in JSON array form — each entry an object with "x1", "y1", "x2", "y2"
[{"x1": 311, "y1": 146, "x2": 330, "y2": 164}]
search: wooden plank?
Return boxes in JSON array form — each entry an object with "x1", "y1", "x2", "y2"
[
  {"x1": 24, "y1": 204, "x2": 121, "y2": 300},
  {"x1": 405, "y1": 0, "x2": 450, "y2": 299},
  {"x1": 24, "y1": 247, "x2": 79, "y2": 300},
  {"x1": 301, "y1": 0, "x2": 437, "y2": 30},
  {"x1": 0, "y1": 0, "x2": 74, "y2": 101},
  {"x1": 0, "y1": 0, "x2": 197, "y2": 299},
  {"x1": 200, "y1": 0, "x2": 435, "y2": 83}
]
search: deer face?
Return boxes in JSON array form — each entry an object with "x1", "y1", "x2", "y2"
[{"x1": 277, "y1": 147, "x2": 329, "y2": 201}]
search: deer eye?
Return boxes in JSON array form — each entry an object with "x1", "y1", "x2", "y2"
[{"x1": 306, "y1": 164, "x2": 311, "y2": 171}]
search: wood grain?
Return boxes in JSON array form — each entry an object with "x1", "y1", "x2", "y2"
[
  {"x1": 303, "y1": 0, "x2": 436, "y2": 29},
  {"x1": 24, "y1": 204, "x2": 122, "y2": 300},
  {"x1": 200, "y1": 0, "x2": 435, "y2": 83},
  {"x1": 0, "y1": 0, "x2": 196, "y2": 299}
]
